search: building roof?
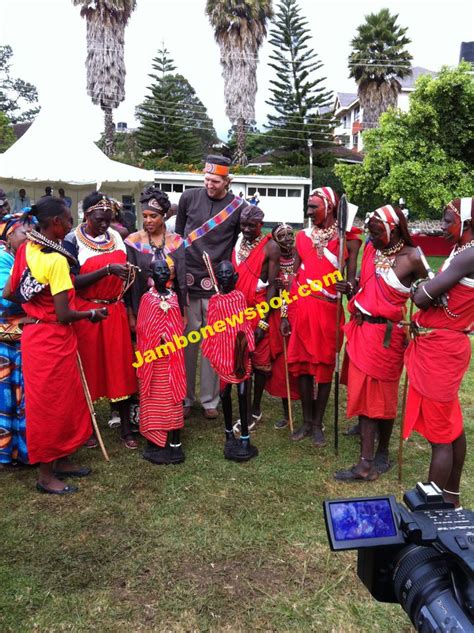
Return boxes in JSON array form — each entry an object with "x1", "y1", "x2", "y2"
[
  {"x1": 336, "y1": 92, "x2": 358, "y2": 109},
  {"x1": 399, "y1": 66, "x2": 437, "y2": 89}
]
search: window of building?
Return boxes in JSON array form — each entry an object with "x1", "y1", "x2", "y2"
[
  {"x1": 352, "y1": 134, "x2": 359, "y2": 148},
  {"x1": 161, "y1": 183, "x2": 172, "y2": 192},
  {"x1": 184, "y1": 185, "x2": 199, "y2": 190},
  {"x1": 354, "y1": 107, "x2": 360, "y2": 122},
  {"x1": 267, "y1": 188, "x2": 276, "y2": 197},
  {"x1": 277, "y1": 189, "x2": 286, "y2": 197},
  {"x1": 248, "y1": 187, "x2": 256, "y2": 195},
  {"x1": 173, "y1": 184, "x2": 183, "y2": 192},
  {"x1": 287, "y1": 189, "x2": 301, "y2": 198}
]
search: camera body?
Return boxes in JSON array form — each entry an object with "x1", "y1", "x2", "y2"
[{"x1": 323, "y1": 482, "x2": 474, "y2": 632}]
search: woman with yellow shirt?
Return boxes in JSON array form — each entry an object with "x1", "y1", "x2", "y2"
[{"x1": 7, "y1": 197, "x2": 107, "y2": 494}]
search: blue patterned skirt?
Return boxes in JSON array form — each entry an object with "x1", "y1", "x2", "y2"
[{"x1": 0, "y1": 339, "x2": 27, "y2": 464}]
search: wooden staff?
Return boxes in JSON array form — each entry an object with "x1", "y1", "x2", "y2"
[
  {"x1": 77, "y1": 352, "x2": 110, "y2": 462},
  {"x1": 398, "y1": 299, "x2": 414, "y2": 483},
  {"x1": 334, "y1": 195, "x2": 348, "y2": 455}
]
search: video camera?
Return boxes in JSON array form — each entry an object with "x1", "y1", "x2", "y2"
[{"x1": 323, "y1": 482, "x2": 474, "y2": 632}]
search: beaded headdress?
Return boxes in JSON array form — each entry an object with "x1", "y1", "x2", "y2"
[
  {"x1": 85, "y1": 196, "x2": 113, "y2": 215},
  {"x1": 272, "y1": 222, "x2": 295, "y2": 246},
  {"x1": 366, "y1": 205, "x2": 399, "y2": 241}
]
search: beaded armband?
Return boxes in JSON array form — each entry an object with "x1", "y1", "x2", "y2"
[
  {"x1": 258, "y1": 319, "x2": 270, "y2": 331},
  {"x1": 280, "y1": 302, "x2": 288, "y2": 319}
]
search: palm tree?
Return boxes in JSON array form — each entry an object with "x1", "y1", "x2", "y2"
[
  {"x1": 349, "y1": 8, "x2": 412, "y2": 128},
  {"x1": 206, "y1": 0, "x2": 273, "y2": 165},
  {"x1": 72, "y1": 0, "x2": 136, "y2": 156}
]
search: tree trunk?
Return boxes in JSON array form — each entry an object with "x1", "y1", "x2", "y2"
[
  {"x1": 233, "y1": 117, "x2": 248, "y2": 167},
  {"x1": 103, "y1": 107, "x2": 115, "y2": 157}
]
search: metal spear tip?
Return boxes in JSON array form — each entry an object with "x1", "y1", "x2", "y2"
[{"x1": 337, "y1": 194, "x2": 348, "y2": 234}]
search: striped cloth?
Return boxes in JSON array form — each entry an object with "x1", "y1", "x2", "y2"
[
  {"x1": 183, "y1": 197, "x2": 243, "y2": 249},
  {"x1": 136, "y1": 289, "x2": 186, "y2": 447},
  {"x1": 202, "y1": 290, "x2": 255, "y2": 384}
]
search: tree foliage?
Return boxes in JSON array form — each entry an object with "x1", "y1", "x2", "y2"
[
  {"x1": 0, "y1": 111, "x2": 15, "y2": 151},
  {"x1": 265, "y1": 0, "x2": 334, "y2": 162},
  {"x1": 336, "y1": 63, "x2": 474, "y2": 218},
  {"x1": 349, "y1": 8, "x2": 412, "y2": 126},
  {"x1": 0, "y1": 45, "x2": 40, "y2": 123},
  {"x1": 206, "y1": 0, "x2": 273, "y2": 165},
  {"x1": 136, "y1": 48, "x2": 218, "y2": 164},
  {"x1": 72, "y1": 0, "x2": 136, "y2": 155}
]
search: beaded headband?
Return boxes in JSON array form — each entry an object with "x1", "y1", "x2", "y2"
[
  {"x1": 272, "y1": 222, "x2": 294, "y2": 244},
  {"x1": 85, "y1": 196, "x2": 113, "y2": 215}
]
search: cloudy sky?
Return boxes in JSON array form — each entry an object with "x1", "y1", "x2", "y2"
[{"x1": 1, "y1": 0, "x2": 472, "y2": 142}]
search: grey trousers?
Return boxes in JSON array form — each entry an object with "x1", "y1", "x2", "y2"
[{"x1": 184, "y1": 296, "x2": 220, "y2": 410}]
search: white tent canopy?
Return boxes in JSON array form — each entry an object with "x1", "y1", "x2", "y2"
[{"x1": 0, "y1": 108, "x2": 154, "y2": 221}]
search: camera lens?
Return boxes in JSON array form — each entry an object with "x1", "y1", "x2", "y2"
[{"x1": 392, "y1": 544, "x2": 455, "y2": 626}]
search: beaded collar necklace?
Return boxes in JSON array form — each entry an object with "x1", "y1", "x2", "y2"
[
  {"x1": 238, "y1": 234, "x2": 266, "y2": 263},
  {"x1": 452, "y1": 239, "x2": 474, "y2": 259},
  {"x1": 374, "y1": 239, "x2": 405, "y2": 275},
  {"x1": 77, "y1": 224, "x2": 116, "y2": 253},
  {"x1": 280, "y1": 252, "x2": 295, "y2": 278},
  {"x1": 311, "y1": 222, "x2": 337, "y2": 258},
  {"x1": 28, "y1": 229, "x2": 78, "y2": 266}
]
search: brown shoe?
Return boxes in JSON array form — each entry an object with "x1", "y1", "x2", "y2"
[
  {"x1": 183, "y1": 406, "x2": 192, "y2": 419},
  {"x1": 203, "y1": 408, "x2": 219, "y2": 419}
]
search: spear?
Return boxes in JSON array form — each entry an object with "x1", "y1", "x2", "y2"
[{"x1": 334, "y1": 196, "x2": 358, "y2": 455}]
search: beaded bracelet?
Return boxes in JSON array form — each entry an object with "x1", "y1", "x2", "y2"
[
  {"x1": 258, "y1": 319, "x2": 270, "y2": 331},
  {"x1": 281, "y1": 303, "x2": 288, "y2": 318},
  {"x1": 410, "y1": 277, "x2": 427, "y2": 297}
]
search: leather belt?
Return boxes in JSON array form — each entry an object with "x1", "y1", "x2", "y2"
[{"x1": 354, "y1": 310, "x2": 394, "y2": 348}]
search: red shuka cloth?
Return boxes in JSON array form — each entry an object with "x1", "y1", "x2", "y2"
[
  {"x1": 287, "y1": 230, "x2": 358, "y2": 381},
  {"x1": 345, "y1": 242, "x2": 409, "y2": 382},
  {"x1": 232, "y1": 235, "x2": 271, "y2": 371},
  {"x1": 344, "y1": 242, "x2": 410, "y2": 419},
  {"x1": 265, "y1": 265, "x2": 299, "y2": 400},
  {"x1": 10, "y1": 243, "x2": 91, "y2": 463},
  {"x1": 404, "y1": 280, "x2": 473, "y2": 443},
  {"x1": 73, "y1": 251, "x2": 137, "y2": 402},
  {"x1": 136, "y1": 290, "x2": 186, "y2": 447},
  {"x1": 202, "y1": 290, "x2": 255, "y2": 384}
]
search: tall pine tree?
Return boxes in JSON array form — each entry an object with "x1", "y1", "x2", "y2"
[
  {"x1": 137, "y1": 48, "x2": 218, "y2": 163},
  {"x1": 266, "y1": 0, "x2": 334, "y2": 163}
]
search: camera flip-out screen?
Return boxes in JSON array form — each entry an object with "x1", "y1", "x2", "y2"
[{"x1": 323, "y1": 496, "x2": 404, "y2": 551}]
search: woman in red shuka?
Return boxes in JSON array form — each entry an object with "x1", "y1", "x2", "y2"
[
  {"x1": 8, "y1": 196, "x2": 108, "y2": 494},
  {"x1": 404, "y1": 198, "x2": 474, "y2": 508},
  {"x1": 64, "y1": 192, "x2": 138, "y2": 449}
]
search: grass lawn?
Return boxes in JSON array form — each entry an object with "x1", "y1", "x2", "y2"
[{"x1": 2, "y1": 258, "x2": 472, "y2": 632}]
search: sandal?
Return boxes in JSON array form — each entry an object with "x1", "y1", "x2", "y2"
[
  {"x1": 36, "y1": 482, "x2": 78, "y2": 495},
  {"x1": 121, "y1": 435, "x2": 139, "y2": 450},
  {"x1": 334, "y1": 465, "x2": 379, "y2": 482},
  {"x1": 233, "y1": 412, "x2": 262, "y2": 434}
]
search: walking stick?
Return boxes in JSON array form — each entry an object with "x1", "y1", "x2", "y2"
[
  {"x1": 282, "y1": 335, "x2": 294, "y2": 434},
  {"x1": 398, "y1": 299, "x2": 414, "y2": 483},
  {"x1": 334, "y1": 195, "x2": 348, "y2": 455},
  {"x1": 77, "y1": 352, "x2": 110, "y2": 462}
]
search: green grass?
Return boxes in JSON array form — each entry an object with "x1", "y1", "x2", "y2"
[{"x1": 1, "y1": 343, "x2": 473, "y2": 632}]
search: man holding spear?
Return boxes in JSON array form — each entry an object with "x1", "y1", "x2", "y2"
[
  {"x1": 335, "y1": 205, "x2": 425, "y2": 482},
  {"x1": 282, "y1": 188, "x2": 361, "y2": 447}
]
